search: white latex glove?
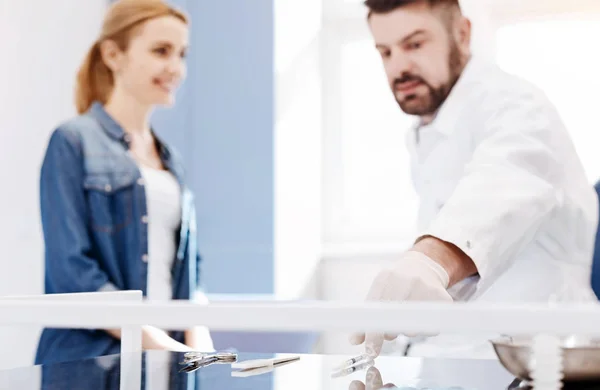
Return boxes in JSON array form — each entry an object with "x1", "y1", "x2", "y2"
[
  {"x1": 349, "y1": 366, "x2": 397, "y2": 390},
  {"x1": 349, "y1": 251, "x2": 454, "y2": 357}
]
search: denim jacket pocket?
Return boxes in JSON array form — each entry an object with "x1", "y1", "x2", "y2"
[{"x1": 83, "y1": 172, "x2": 137, "y2": 234}]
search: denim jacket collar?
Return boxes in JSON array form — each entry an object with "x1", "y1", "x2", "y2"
[{"x1": 89, "y1": 101, "x2": 174, "y2": 165}]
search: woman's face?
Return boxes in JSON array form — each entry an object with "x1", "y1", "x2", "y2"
[{"x1": 107, "y1": 15, "x2": 189, "y2": 107}]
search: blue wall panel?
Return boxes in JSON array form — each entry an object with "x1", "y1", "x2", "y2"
[{"x1": 152, "y1": 0, "x2": 275, "y2": 294}]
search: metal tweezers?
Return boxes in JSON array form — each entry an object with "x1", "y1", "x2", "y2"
[{"x1": 179, "y1": 351, "x2": 238, "y2": 373}]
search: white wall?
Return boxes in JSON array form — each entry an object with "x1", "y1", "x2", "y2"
[{"x1": 0, "y1": 0, "x2": 106, "y2": 368}]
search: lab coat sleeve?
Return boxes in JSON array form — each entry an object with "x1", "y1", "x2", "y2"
[
  {"x1": 420, "y1": 96, "x2": 564, "y2": 294},
  {"x1": 40, "y1": 128, "x2": 119, "y2": 294}
]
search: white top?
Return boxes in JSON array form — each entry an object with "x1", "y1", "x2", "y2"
[
  {"x1": 407, "y1": 56, "x2": 599, "y2": 303},
  {"x1": 139, "y1": 165, "x2": 181, "y2": 390},
  {"x1": 140, "y1": 166, "x2": 182, "y2": 302}
]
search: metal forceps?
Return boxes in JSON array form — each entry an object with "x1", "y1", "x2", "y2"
[{"x1": 179, "y1": 351, "x2": 238, "y2": 373}]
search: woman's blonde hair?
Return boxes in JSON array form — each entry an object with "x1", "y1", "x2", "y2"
[{"x1": 75, "y1": 0, "x2": 188, "y2": 114}]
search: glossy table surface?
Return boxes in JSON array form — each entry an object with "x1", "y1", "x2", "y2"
[{"x1": 1, "y1": 351, "x2": 600, "y2": 390}]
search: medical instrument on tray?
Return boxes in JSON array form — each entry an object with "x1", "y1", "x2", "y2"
[
  {"x1": 178, "y1": 351, "x2": 238, "y2": 373},
  {"x1": 230, "y1": 356, "x2": 301, "y2": 377},
  {"x1": 333, "y1": 353, "x2": 373, "y2": 371},
  {"x1": 331, "y1": 355, "x2": 375, "y2": 378}
]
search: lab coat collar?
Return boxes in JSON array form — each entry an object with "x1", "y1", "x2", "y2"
[{"x1": 415, "y1": 56, "x2": 488, "y2": 136}]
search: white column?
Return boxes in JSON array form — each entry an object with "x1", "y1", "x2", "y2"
[{"x1": 274, "y1": 0, "x2": 324, "y2": 300}]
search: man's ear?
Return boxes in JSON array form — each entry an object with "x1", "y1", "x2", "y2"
[{"x1": 455, "y1": 16, "x2": 472, "y2": 56}]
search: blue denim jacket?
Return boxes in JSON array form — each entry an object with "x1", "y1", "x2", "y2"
[{"x1": 35, "y1": 102, "x2": 201, "y2": 365}]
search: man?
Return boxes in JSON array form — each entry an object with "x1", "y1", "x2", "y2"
[{"x1": 349, "y1": 0, "x2": 599, "y2": 359}]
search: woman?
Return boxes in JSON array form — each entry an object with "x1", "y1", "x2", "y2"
[{"x1": 35, "y1": 0, "x2": 213, "y2": 365}]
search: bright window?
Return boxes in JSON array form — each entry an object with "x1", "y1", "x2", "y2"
[
  {"x1": 496, "y1": 19, "x2": 600, "y2": 182},
  {"x1": 323, "y1": 39, "x2": 418, "y2": 245}
]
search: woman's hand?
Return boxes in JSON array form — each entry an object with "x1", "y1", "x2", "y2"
[
  {"x1": 184, "y1": 290, "x2": 216, "y2": 352},
  {"x1": 106, "y1": 326, "x2": 193, "y2": 351},
  {"x1": 141, "y1": 325, "x2": 193, "y2": 351},
  {"x1": 185, "y1": 326, "x2": 215, "y2": 352}
]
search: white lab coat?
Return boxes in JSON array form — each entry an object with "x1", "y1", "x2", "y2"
[{"x1": 401, "y1": 57, "x2": 599, "y2": 359}]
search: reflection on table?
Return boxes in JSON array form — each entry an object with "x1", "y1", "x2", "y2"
[{"x1": 2, "y1": 350, "x2": 598, "y2": 390}]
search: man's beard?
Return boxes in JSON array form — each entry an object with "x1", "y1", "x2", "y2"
[{"x1": 393, "y1": 40, "x2": 464, "y2": 117}]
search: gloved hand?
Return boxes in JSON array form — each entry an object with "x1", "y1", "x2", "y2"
[
  {"x1": 349, "y1": 366, "x2": 395, "y2": 390},
  {"x1": 349, "y1": 251, "x2": 454, "y2": 357},
  {"x1": 349, "y1": 365, "x2": 469, "y2": 390}
]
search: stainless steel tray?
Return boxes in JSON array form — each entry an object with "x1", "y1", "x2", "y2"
[{"x1": 491, "y1": 336, "x2": 600, "y2": 381}]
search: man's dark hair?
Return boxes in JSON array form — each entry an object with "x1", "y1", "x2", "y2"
[{"x1": 365, "y1": 0, "x2": 461, "y2": 18}]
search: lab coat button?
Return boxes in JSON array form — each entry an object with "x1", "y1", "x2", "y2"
[
  {"x1": 137, "y1": 178, "x2": 144, "y2": 186},
  {"x1": 142, "y1": 254, "x2": 148, "y2": 262},
  {"x1": 466, "y1": 240, "x2": 472, "y2": 249},
  {"x1": 141, "y1": 215, "x2": 148, "y2": 223},
  {"x1": 104, "y1": 184, "x2": 111, "y2": 192}
]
